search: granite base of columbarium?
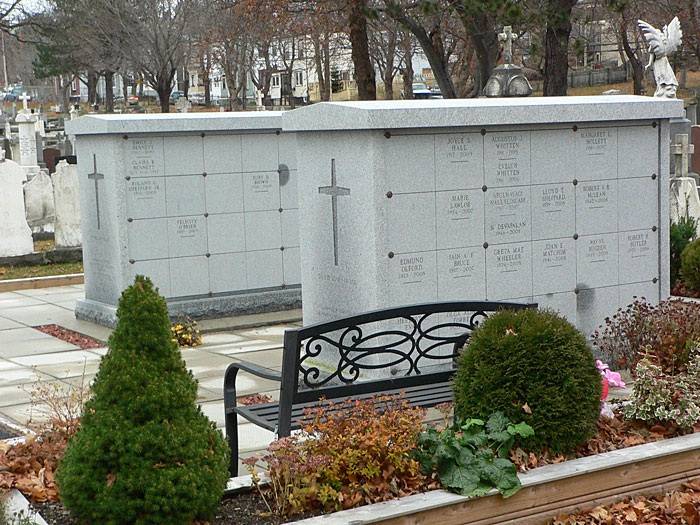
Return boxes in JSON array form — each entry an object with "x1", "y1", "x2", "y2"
[{"x1": 67, "y1": 112, "x2": 301, "y2": 327}]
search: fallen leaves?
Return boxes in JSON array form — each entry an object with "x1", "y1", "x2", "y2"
[
  {"x1": 0, "y1": 428, "x2": 70, "y2": 502},
  {"x1": 552, "y1": 477, "x2": 700, "y2": 524},
  {"x1": 238, "y1": 394, "x2": 274, "y2": 406}
]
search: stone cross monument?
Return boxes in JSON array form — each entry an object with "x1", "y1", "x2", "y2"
[
  {"x1": 498, "y1": 26, "x2": 515, "y2": 65},
  {"x1": 671, "y1": 133, "x2": 694, "y2": 178}
]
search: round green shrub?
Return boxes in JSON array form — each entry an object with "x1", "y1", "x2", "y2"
[
  {"x1": 56, "y1": 276, "x2": 230, "y2": 524},
  {"x1": 681, "y1": 238, "x2": 700, "y2": 292},
  {"x1": 453, "y1": 308, "x2": 602, "y2": 454}
]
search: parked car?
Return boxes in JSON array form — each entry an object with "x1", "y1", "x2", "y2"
[
  {"x1": 169, "y1": 91, "x2": 184, "y2": 104},
  {"x1": 412, "y1": 82, "x2": 432, "y2": 99},
  {"x1": 2, "y1": 92, "x2": 16, "y2": 102},
  {"x1": 128, "y1": 95, "x2": 139, "y2": 105}
]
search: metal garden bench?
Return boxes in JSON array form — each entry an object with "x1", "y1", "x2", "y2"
[{"x1": 223, "y1": 300, "x2": 536, "y2": 475}]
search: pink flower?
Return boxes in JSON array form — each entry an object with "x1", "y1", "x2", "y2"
[{"x1": 603, "y1": 369, "x2": 626, "y2": 388}]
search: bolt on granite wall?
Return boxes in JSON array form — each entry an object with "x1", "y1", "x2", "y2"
[
  {"x1": 67, "y1": 113, "x2": 299, "y2": 327},
  {"x1": 284, "y1": 97, "x2": 683, "y2": 342}
]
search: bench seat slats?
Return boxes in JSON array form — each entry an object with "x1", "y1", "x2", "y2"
[{"x1": 233, "y1": 380, "x2": 454, "y2": 432}]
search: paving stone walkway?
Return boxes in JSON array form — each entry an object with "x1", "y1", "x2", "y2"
[{"x1": 0, "y1": 284, "x2": 299, "y2": 472}]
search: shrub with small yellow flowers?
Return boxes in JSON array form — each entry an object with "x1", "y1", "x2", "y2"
[{"x1": 170, "y1": 315, "x2": 202, "y2": 347}]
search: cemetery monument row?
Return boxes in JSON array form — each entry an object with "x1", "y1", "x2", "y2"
[
  {"x1": 284, "y1": 96, "x2": 684, "y2": 337},
  {"x1": 66, "y1": 113, "x2": 299, "y2": 327}
]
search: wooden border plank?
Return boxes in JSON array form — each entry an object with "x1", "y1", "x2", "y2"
[{"x1": 0, "y1": 274, "x2": 84, "y2": 292}]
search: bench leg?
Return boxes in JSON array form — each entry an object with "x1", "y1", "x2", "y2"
[{"x1": 226, "y1": 410, "x2": 239, "y2": 477}]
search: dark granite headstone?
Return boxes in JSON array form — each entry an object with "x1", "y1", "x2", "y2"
[
  {"x1": 692, "y1": 125, "x2": 700, "y2": 176},
  {"x1": 43, "y1": 147, "x2": 61, "y2": 173}
]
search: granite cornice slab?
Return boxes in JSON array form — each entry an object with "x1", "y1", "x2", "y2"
[
  {"x1": 282, "y1": 96, "x2": 685, "y2": 132},
  {"x1": 66, "y1": 111, "x2": 284, "y2": 136}
]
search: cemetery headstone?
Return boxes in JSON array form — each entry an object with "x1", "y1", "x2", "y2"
[
  {"x1": 67, "y1": 112, "x2": 299, "y2": 327},
  {"x1": 24, "y1": 170, "x2": 55, "y2": 235},
  {"x1": 175, "y1": 97, "x2": 192, "y2": 113},
  {"x1": 284, "y1": 96, "x2": 683, "y2": 339},
  {"x1": 47, "y1": 160, "x2": 82, "y2": 263},
  {"x1": 670, "y1": 133, "x2": 700, "y2": 230},
  {"x1": 0, "y1": 153, "x2": 37, "y2": 263},
  {"x1": 43, "y1": 147, "x2": 61, "y2": 173},
  {"x1": 691, "y1": 125, "x2": 700, "y2": 175},
  {"x1": 16, "y1": 109, "x2": 40, "y2": 177},
  {"x1": 484, "y1": 26, "x2": 532, "y2": 97}
]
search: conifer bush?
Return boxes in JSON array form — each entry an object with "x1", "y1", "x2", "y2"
[
  {"x1": 56, "y1": 276, "x2": 229, "y2": 524},
  {"x1": 453, "y1": 309, "x2": 602, "y2": 454},
  {"x1": 681, "y1": 238, "x2": 700, "y2": 292}
]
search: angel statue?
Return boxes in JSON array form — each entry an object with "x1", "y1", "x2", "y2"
[{"x1": 638, "y1": 17, "x2": 682, "y2": 98}]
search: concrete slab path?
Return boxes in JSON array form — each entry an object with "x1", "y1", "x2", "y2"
[{"x1": 0, "y1": 284, "x2": 300, "y2": 473}]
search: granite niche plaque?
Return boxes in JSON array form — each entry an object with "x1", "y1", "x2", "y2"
[
  {"x1": 285, "y1": 97, "x2": 682, "y2": 339},
  {"x1": 68, "y1": 113, "x2": 300, "y2": 326}
]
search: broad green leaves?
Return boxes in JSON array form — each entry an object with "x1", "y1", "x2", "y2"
[{"x1": 412, "y1": 411, "x2": 533, "y2": 499}]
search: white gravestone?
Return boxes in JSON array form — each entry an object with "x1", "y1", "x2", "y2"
[
  {"x1": 669, "y1": 133, "x2": 700, "y2": 229},
  {"x1": 0, "y1": 156, "x2": 33, "y2": 257},
  {"x1": 15, "y1": 111, "x2": 40, "y2": 176},
  {"x1": 24, "y1": 171, "x2": 55, "y2": 232},
  {"x1": 285, "y1": 96, "x2": 683, "y2": 339},
  {"x1": 52, "y1": 160, "x2": 82, "y2": 248},
  {"x1": 66, "y1": 112, "x2": 299, "y2": 327}
]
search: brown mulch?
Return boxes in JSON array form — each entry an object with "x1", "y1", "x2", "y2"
[
  {"x1": 33, "y1": 325, "x2": 104, "y2": 349},
  {"x1": 31, "y1": 488, "x2": 321, "y2": 525},
  {"x1": 671, "y1": 282, "x2": 700, "y2": 299},
  {"x1": 510, "y1": 409, "x2": 697, "y2": 472}
]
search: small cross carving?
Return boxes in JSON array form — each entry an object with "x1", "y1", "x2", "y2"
[
  {"x1": 498, "y1": 26, "x2": 515, "y2": 64},
  {"x1": 88, "y1": 154, "x2": 105, "y2": 229},
  {"x1": 318, "y1": 159, "x2": 350, "y2": 266},
  {"x1": 671, "y1": 133, "x2": 695, "y2": 178},
  {"x1": 19, "y1": 92, "x2": 30, "y2": 111}
]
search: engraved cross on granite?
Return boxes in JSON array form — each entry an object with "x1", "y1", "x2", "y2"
[
  {"x1": 88, "y1": 154, "x2": 105, "y2": 229},
  {"x1": 318, "y1": 159, "x2": 350, "y2": 266},
  {"x1": 498, "y1": 26, "x2": 515, "y2": 64},
  {"x1": 671, "y1": 133, "x2": 694, "y2": 178}
]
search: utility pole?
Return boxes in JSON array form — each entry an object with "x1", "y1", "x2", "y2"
[{"x1": 2, "y1": 32, "x2": 9, "y2": 87}]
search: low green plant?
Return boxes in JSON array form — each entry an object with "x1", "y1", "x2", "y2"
[
  {"x1": 671, "y1": 214, "x2": 697, "y2": 287},
  {"x1": 592, "y1": 299, "x2": 700, "y2": 374},
  {"x1": 412, "y1": 411, "x2": 533, "y2": 498},
  {"x1": 623, "y1": 342, "x2": 700, "y2": 429},
  {"x1": 243, "y1": 394, "x2": 426, "y2": 515},
  {"x1": 56, "y1": 276, "x2": 229, "y2": 524},
  {"x1": 681, "y1": 238, "x2": 700, "y2": 292},
  {"x1": 454, "y1": 308, "x2": 601, "y2": 454}
]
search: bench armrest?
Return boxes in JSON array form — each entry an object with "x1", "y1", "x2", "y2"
[{"x1": 223, "y1": 360, "x2": 282, "y2": 411}]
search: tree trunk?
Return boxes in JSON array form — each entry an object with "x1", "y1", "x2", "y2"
[
  {"x1": 323, "y1": 37, "x2": 331, "y2": 101},
  {"x1": 156, "y1": 73, "x2": 173, "y2": 113},
  {"x1": 459, "y1": 12, "x2": 499, "y2": 96},
  {"x1": 313, "y1": 37, "x2": 329, "y2": 102},
  {"x1": 543, "y1": 0, "x2": 576, "y2": 96},
  {"x1": 203, "y1": 52, "x2": 211, "y2": 107},
  {"x1": 104, "y1": 70, "x2": 114, "y2": 113},
  {"x1": 241, "y1": 69, "x2": 247, "y2": 110},
  {"x1": 387, "y1": 5, "x2": 455, "y2": 98},
  {"x1": 620, "y1": 20, "x2": 643, "y2": 95},
  {"x1": 87, "y1": 70, "x2": 98, "y2": 106},
  {"x1": 348, "y1": 0, "x2": 376, "y2": 100}
]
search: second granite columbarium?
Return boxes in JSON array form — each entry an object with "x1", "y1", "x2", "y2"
[
  {"x1": 67, "y1": 113, "x2": 299, "y2": 326},
  {"x1": 284, "y1": 96, "x2": 683, "y2": 337}
]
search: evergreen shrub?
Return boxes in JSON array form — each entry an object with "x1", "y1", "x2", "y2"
[
  {"x1": 453, "y1": 308, "x2": 602, "y2": 454},
  {"x1": 670, "y1": 215, "x2": 697, "y2": 287},
  {"x1": 681, "y1": 238, "x2": 700, "y2": 292},
  {"x1": 56, "y1": 276, "x2": 229, "y2": 524}
]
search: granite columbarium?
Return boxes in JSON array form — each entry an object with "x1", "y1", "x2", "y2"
[
  {"x1": 67, "y1": 113, "x2": 299, "y2": 327},
  {"x1": 284, "y1": 96, "x2": 683, "y2": 338}
]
